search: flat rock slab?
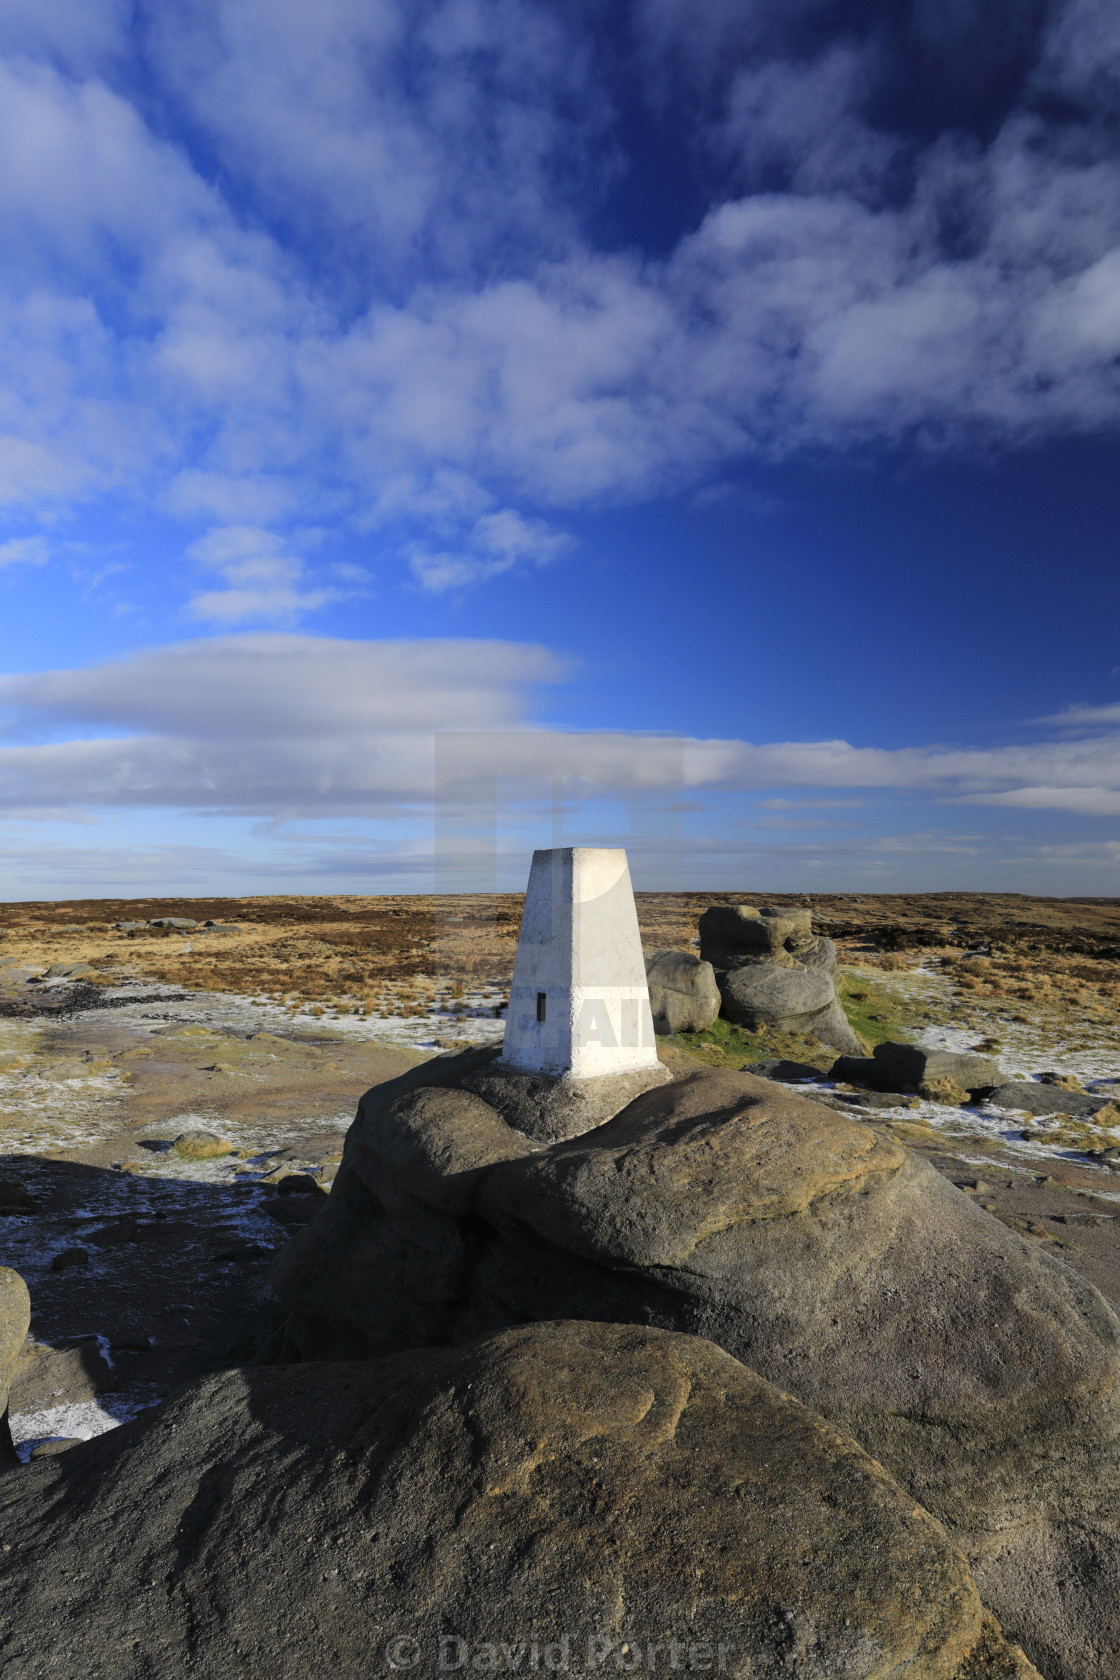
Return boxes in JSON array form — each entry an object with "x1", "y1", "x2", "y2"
[
  {"x1": 0, "y1": 1322, "x2": 1038, "y2": 1680},
  {"x1": 986, "y1": 1081, "x2": 1108, "y2": 1118}
]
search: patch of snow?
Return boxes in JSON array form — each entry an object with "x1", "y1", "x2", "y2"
[{"x1": 10, "y1": 1394, "x2": 154, "y2": 1461}]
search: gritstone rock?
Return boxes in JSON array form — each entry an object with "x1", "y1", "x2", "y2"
[
  {"x1": 1, "y1": 1267, "x2": 31, "y2": 1465},
  {"x1": 148, "y1": 917, "x2": 198, "y2": 929},
  {"x1": 274, "y1": 1059, "x2": 1120, "y2": 1678},
  {"x1": 643, "y1": 948, "x2": 721, "y2": 1034},
  {"x1": 698, "y1": 903, "x2": 815, "y2": 967},
  {"x1": 831, "y1": 1042, "x2": 1003, "y2": 1095},
  {"x1": 0, "y1": 1320, "x2": 1039, "y2": 1680},
  {"x1": 718, "y1": 964, "x2": 861, "y2": 1053}
]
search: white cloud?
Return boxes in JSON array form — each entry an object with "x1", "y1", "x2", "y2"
[
  {"x1": 184, "y1": 525, "x2": 351, "y2": 624},
  {"x1": 410, "y1": 507, "x2": 569, "y2": 591},
  {"x1": 958, "y1": 786, "x2": 1120, "y2": 816},
  {"x1": 0, "y1": 535, "x2": 48, "y2": 567}
]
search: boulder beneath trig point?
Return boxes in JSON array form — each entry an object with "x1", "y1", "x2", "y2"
[
  {"x1": 274, "y1": 1056, "x2": 1120, "y2": 1678},
  {"x1": 0, "y1": 1320, "x2": 1039, "y2": 1679}
]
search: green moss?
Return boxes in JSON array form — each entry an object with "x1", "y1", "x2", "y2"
[
  {"x1": 836, "y1": 971, "x2": 919, "y2": 1048},
  {"x1": 662, "y1": 1015, "x2": 833, "y2": 1072},
  {"x1": 663, "y1": 969, "x2": 928, "y2": 1070}
]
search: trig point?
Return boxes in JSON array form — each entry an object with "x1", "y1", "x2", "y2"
[{"x1": 501, "y1": 847, "x2": 661, "y2": 1078}]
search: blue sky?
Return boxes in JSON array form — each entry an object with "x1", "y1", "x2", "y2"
[{"x1": 2, "y1": 0, "x2": 1120, "y2": 899}]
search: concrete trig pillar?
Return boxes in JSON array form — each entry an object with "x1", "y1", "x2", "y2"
[{"x1": 501, "y1": 847, "x2": 660, "y2": 1078}]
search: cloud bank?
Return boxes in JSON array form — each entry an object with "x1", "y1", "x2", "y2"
[{"x1": 2, "y1": 634, "x2": 1119, "y2": 822}]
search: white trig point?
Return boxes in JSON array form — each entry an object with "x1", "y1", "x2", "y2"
[{"x1": 500, "y1": 847, "x2": 660, "y2": 1078}]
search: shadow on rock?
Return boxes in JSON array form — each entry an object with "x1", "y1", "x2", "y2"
[
  {"x1": 275, "y1": 1053, "x2": 1120, "y2": 1680},
  {"x1": 0, "y1": 1321, "x2": 1038, "y2": 1679}
]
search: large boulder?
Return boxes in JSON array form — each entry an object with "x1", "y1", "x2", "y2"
[
  {"x1": 275, "y1": 1058, "x2": 1120, "y2": 1678},
  {"x1": 719, "y1": 964, "x2": 861, "y2": 1053},
  {"x1": 0, "y1": 1320, "x2": 1038, "y2": 1680},
  {"x1": 0, "y1": 1267, "x2": 31, "y2": 1466},
  {"x1": 643, "y1": 948, "x2": 721, "y2": 1034}
]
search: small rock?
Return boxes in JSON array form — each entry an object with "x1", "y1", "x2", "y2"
[
  {"x1": 28, "y1": 1438, "x2": 83, "y2": 1459},
  {"x1": 149, "y1": 917, "x2": 198, "y2": 929},
  {"x1": 114, "y1": 921, "x2": 148, "y2": 932},
  {"x1": 172, "y1": 1130, "x2": 234, "y2": 1160}
]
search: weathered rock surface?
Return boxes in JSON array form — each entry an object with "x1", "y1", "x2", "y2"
[
  {"x1": 793, "y1": 933, "x2": 840, "y2": 978},
  {"x1": 832, "y1": 1042, "x2": 1003, "y2": 1095},
  {"x1": 276, "y1": 1058, "x2": 1120, "y2": 1678},
  {"x1": 719, "y1": 964, "x2": 861, "y2": 1052},
  {"x1": 644, "y1": 948, "x2": 721, "y2": 1034},
  {"x1": 463, "y1": 1054, "x2": 672, "y2": 1142},
  {"x1": 1, "y1": 1266, "x2": 31, "y2": 1465},
  {"x1": 698, "y1": 903, "x2": 815, "y2": 967},
  {"x1": 0, "y1": 1320, "x2": 1039, "y2": 1680}
]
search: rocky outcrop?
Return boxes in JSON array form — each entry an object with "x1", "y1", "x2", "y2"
[
  {"x1": 832, "y1": 1041, "x2": 1004, "y2": 1095},
  {"x1": 698, "y1": 903, "x2": 817, "y2": 966},
  {"x1": 719, "y1": 963, "x2": 860, "y2": 1051},
  {"x1": 275, "y1": 1056, "x2": 1120, "y2": 1678},
  {"x1": 0, "y1": 1320, "x2": 1039, "y2": 1680},
  {"x1": 1, "y1": 1267, "x2": 31, "y2": 1466},
  {"x1": 697, "y1": 903, "x2": 857, "y2": 1052},
  {"x1": 643, "y1": 948, "x2": 721, "y2": 1034}
]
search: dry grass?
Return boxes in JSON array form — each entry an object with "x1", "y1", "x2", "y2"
[{"x1": 1, "y1": 888, "x2": 1117, "y2": 1027}]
